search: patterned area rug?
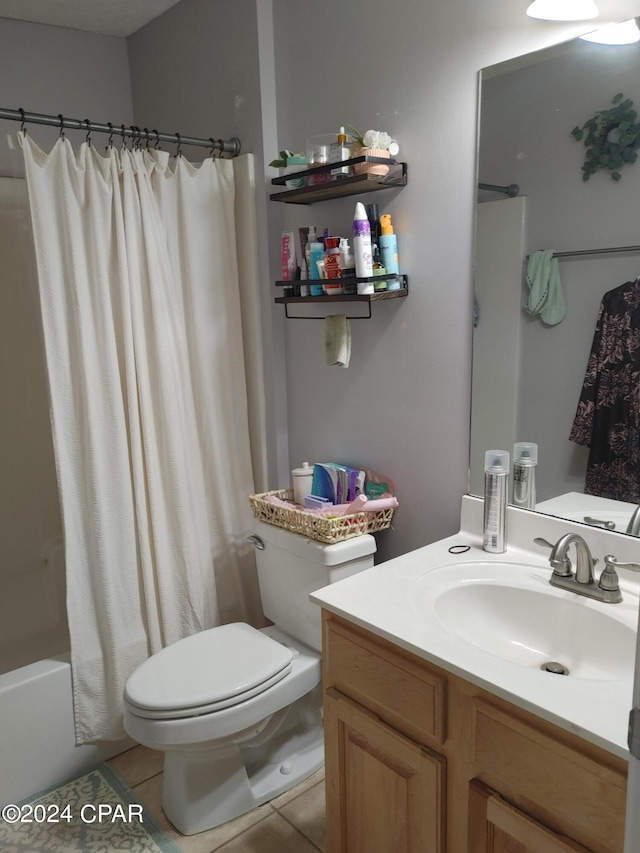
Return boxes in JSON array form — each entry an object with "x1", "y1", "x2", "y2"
[{"x1": 0, "y1": 764, "x2": 181, "y2": 852}]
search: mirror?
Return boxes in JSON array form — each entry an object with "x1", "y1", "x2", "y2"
[{"x1": 471, "y1": 35, "x2": 640, "y2": 535}]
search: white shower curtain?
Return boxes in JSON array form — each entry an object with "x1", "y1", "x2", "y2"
[{"x1": 20, "y1": 133, "x2": 265, "y2": 743}]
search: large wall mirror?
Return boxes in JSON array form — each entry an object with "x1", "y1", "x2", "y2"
[{"x1": 471, "y1": 34, "x2": 640, "y2": 535}]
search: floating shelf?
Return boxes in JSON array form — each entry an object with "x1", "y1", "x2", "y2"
[
  {"x1": 270, "y1": 156, "x2": 407, "y2": 205},
  {"x1": 275, "y1": 277, "x2": 408, "y2": 319}
]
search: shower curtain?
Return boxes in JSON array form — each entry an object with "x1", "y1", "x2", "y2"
[{"x1": 19, "y1": 132, "x2": 265, "y2": 743}]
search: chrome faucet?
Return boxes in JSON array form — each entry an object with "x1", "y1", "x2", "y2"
[
  {"x1": 547, "y1": 533, "x2": 623, "y2": 602},
  {"x1": 626, "y1": 506, "x2": 640, "y2": 536}
]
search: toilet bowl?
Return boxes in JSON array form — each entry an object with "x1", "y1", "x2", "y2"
[{"x1": 123, "y1": 521, "x2": 376, "y2": 835}]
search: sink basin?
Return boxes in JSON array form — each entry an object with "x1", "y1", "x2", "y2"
[{"x1": 411, "y1": 562, "x2": 637, "y2": 680}]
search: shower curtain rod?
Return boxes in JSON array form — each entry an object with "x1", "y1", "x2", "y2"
[
  {"x1": 0, "y1": 107, "x2": 241, "y2": 156},
  {"x1": 478, "y1": 181, "x2": 519, "y2": 197},
  {"x1": 526, "y1": 244, "x2": 640, "y2": 261}
]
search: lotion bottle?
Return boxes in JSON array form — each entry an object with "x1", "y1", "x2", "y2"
[
  {"x1": 380, "y1": 214, "x2": 400, "y2": 273},
  {"x1": 339, "y1": 238, "x2": 356, "y2": 295},
  {"x1": 309, "y1": 239, "x2": 325, "y2": 296},
  {"x1": 353, "y1": 201, "x2": 373, "y2": 292},
  {"x1": 483, "y1": 449, "x2": 509, "y2": 553},
  {"x1": 512, "y1": 442, "x2": 538, "y2": 510}
]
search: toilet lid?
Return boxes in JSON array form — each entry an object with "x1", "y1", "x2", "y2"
[{"x1": 124, "y1": 623, "x2": 294, "y2": 718}]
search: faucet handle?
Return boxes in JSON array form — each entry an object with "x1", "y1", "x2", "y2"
[
  {"x1": 596, "y1": 556, "x2": 624, "y2": 603},
  {"x1": 583, "y1": 516, "x2": 616, "y2": 530},
  {"x1": 604, "y1": 554, "x2": 640, "y2": 572},
  {"x1": 534, "y1": 537, "x2": 572, "y2": 576}
]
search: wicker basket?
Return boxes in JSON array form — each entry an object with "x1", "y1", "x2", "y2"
[{"x1": 249, "y1": 489, "x2": 395, "y2": 545}]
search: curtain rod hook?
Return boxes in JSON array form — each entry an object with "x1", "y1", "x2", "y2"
[
  {"x1": 152, "y1": 129, "x2": 160, "y2": 149},
  {"x1": 121, "y1": 124, "x2": 128, "y2": 150},
  {"x1": 58, "y1": 114, "x2": 65, "y2": 139},
  {"x1": 175, "y1": 132, "x2": 182, "y2": 157},
  {"x1": 18, "y1": 108, "x2": 26, "y2": 135},
  {"x1": 106, "y1": 122, "x2": 114, "y2": 150},
  {"x1": 84, "y1": 119, "x2": 91, "y2": 145}
]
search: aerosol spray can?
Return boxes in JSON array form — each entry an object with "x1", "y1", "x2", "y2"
[
  {"x1": 512, "y1": 442, "x2": 538, "y2": 510},
  {"x1": 483, "y1": 450, "x2": 510, "y2": 554},
  {"x1": 353, "y1": 202, "x2": 373, "y2": 292}
]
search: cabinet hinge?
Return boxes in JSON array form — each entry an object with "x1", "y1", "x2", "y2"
[{"x1": 628, "y1": 708, "x2": 640, "y2": 759}]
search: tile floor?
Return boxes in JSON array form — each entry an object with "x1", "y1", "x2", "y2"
[{"x1": 108, "y1": 745, "x2": 327, "y2": 853}]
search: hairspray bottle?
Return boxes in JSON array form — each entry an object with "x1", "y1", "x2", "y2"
[
  {"x1": 353, "y1": 202, "x2": 373, "y2": 292},
  {"x1": 512, "y1": 442, "x2": 538, "y2": 510},
  {"x1": 483, "y1": 450, "x2": 509, "y2": 553}
]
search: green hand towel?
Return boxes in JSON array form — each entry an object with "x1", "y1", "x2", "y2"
[
  {"x1": 526, "y1": 249, "x2": 566, "y2": 326},
  {"x1": 325, "y1": 314, "x2": 351, "y2": 368}
]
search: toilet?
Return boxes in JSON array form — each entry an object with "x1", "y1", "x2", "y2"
[{"x1": 123, "y1": 519, "x2": 376, "y2": 835}]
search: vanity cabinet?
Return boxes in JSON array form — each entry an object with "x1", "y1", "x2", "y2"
[
  {"x1": 468, "y1": 781, "x2": 592, "y2": 853},
  {"x1": 322, "y1": 612, "x2": 627, "y2": 853},
  {"x1": 325, "y1": 690, "x2": 445, "y2": 852}
]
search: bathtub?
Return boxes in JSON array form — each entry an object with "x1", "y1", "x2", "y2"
[{"x1": 0, "y1": 654, "x2": 132, "y2": 807}]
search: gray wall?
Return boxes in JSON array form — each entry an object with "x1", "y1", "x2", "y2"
[
  {"x1": 5, "y1": 1, "x2": 640, "y2": 570},
  {"x1": 128, "y1": 0, "x2": 290, "y2": 491},
  {"x1": 0, "y1": 18, "x2": 133, "y2": 174},
  {"x1": 129, "y1": 0, "x2": 640, "y2": 563},
  {"x1": 268, "y1": 0, "x2": 640, "y2": 561}
]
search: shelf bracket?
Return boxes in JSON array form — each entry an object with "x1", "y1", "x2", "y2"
[{"x1": 283, "y1": 302, "x2": 373, "y2": 320}]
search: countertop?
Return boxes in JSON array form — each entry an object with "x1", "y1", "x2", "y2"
[{"x1": 310, "y1": 495, "x2": 640, "y2": 760}]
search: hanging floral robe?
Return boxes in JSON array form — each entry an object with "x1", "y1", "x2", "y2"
[{"x1": 569, "y1": 279, "x2": 640, "y2": 502}]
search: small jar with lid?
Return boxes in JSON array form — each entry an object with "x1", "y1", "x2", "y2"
[{"x1": 291, "y1": 462, "x2": 314, "y2": 506}]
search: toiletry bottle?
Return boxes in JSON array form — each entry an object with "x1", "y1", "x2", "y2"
[
  {"x1": 324, "y1": 236, "x2": 341, "y2": 278},
  {"x1": 298, "y1": 227, "x2": 310, "y2": 295},
  {"x1": 339, "y1": 237, "x2": 357, "y2": 295},
  {"x1": 305, "y1": 226, "x2": 317, "y2": 281},
  {"x1": 309, "y1": 240, "x2": 325, "y2": 295},
  {"x1": 281, "y1": 231, "x2": 296, "y2": 281},
  {"x1": 483, "y1": 449, "x2": 509, "y2": 553},
  {"x1": 365, "y1": 203, "x2": 381, "y2": 256},
  {"x1": 512, "y1": 442, "x2": 538, "y2": 510},
  {"x1": 353, "y1": 202, "x2": 373, "y2": 292},
  {"x1": 380, "y1": 212, "x2": 400, "y2": 272},
  {"x1": 380, "y1": 214, "x2": 400, "y2": 291},
  {"x1": 372, "y1": 245, "x2": 387, "y2": 291},
  {"x1": 330, "y1": 127, "x2": 351, "y2": 177}
]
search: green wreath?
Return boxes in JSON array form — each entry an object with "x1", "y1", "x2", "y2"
[{"x1": 571, "y1": 93, "x2": 640, "y2": 181}]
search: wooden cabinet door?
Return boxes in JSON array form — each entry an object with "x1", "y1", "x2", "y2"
[
  {"x1": 324, "y1": 687, "x2": 445, "y2": 853},
  {"x1": 468, "y1": 781, "x2": 592, "y2": 853}
]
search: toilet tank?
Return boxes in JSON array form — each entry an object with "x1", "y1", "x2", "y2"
[{"x1": 251, "y1": 519, "x2": 376, "y2": 651}]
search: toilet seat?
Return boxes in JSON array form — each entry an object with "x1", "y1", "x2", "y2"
[{"x1": 124, "y1": 623, "x2": 293, "y2": 720}]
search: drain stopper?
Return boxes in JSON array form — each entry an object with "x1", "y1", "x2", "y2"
[{"x1": 541, "y1": 660, "x2": 569, "y2": 675}]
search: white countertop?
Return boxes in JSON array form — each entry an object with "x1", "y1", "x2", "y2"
[{"x1": 311, "y1": 495, "x2": 640, "y2": 760}]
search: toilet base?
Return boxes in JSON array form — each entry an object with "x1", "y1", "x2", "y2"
[{"x1": 161, "y1": 684, "x2": 324, "y2": 835}]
